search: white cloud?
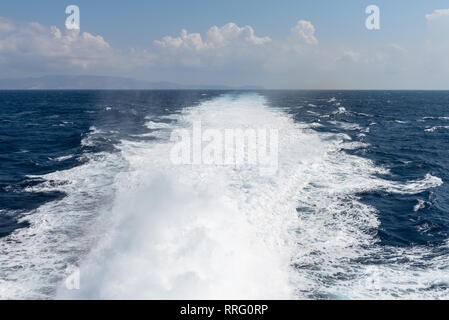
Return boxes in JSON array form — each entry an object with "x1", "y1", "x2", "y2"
[
  {"x1": 424, "y1": 8, "x2": 449, "y2": 69},
  {"x1": 154, "y1": 22, "x2": 271, "y2": 52},
  {"x1": 0, "y1": 20, "x2": 113, "y2": 70},
  {"x1": 337, "y1": 50, "x2": 360, "y2": 63},
  {"x1": 154, "y1": 29, "x2": 205, "y2": 51},
  {"x1": 0, "y1": 18, "x2": 157, "y2": 75},
  {"x1": 0, "y1": 18, "x2": 319, "y2": 80},
  {"x1": 2, "y1": 15, "x2": 447, "y2": 89},
  {"x1": 0, "y1": 17, "x2": 15, "y2": 33},
  {"x1": 425, "y1": 9, "x2": 449, "y2": 21},
  {"x1": 290, "y1": 20, "x2": 318, "y2": 45},
  {"x1": 153, "y1": 22, "x2": 272, "y2": 69},
  {"x1": 206, "y1": 23, "x2": 271, "y2": 47}
]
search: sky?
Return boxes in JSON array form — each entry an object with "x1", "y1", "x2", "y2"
[{"x1": 0, "y1": 0, "x2": 449, "y2": 89}]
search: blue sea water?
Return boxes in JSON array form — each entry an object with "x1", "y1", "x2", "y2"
[
  {"x1": 0, "y1": 90, "x2": 449, "y2": 299},
  {"x1": 0, "y1": 90, "x2": 214, "y2": 236}
]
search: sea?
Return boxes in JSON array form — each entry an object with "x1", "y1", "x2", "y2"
[{"x1": 0, "y1": 90, "x2": 449, "y2": 299}]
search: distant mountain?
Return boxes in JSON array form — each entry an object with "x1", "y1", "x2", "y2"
[{"x1": 0, "y1": 75, "x2": 264, "y2": 90}]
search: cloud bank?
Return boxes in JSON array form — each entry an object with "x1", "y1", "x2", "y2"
[
  {"x1": 0, "y1": 11, "x2": 449, "y2": 89},
  {"x1": 425, "y1": 9, "x2": 449, "y2": 21}
]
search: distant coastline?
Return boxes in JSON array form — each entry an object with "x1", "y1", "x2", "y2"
[{"x1": 0, "y1": 75, "x2": 264, "y2": 90}]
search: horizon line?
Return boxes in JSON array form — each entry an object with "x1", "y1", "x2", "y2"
[{"x1": 1, "y1": 88, "x2": 449, "y2": 91}]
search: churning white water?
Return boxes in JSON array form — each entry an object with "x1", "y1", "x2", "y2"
[
  {"x1": 59, "y1": 93, "x2": 319, "y2": 299},
  {"x1": 0, "y1": 93, "x2": 446, "y2": 299}
]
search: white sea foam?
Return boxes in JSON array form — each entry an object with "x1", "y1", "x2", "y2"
[
  {"x1": 49, "y1": 154, "x2": 75, "y2": 162},
  {"x1": 0, "y1": 151, "x2": 126, "y2": 299},
  {"x1": 425, "y1": 126, "x2": 449, "y2": 132},
  {"x1": 329, "y1": 120, "x2": 362, "y2": 131},
  {"x1": 309, "y1": 122, "x2": 323, "y2": 128},
  {"x1": 414, "y1": 199, "x2": 426, "y2": 212},
  {"x1": 421, "y1": 116, "x2": 449, "y2": 121},
  {"x1": 145, "y1": 120, "x2": 172, "y2": 130},
  {"x1": 0, "y1": 93, "x2": 447, "y2": 300},
  {"x1": 383, "y1": 173, "x2": 443, "y2": 195},
  {"x1": 58, "y1": 93, "x2": 322, "y2": 299},
  {"x1": 332, "y1": 106, "x2": 348, "y2": 115}
]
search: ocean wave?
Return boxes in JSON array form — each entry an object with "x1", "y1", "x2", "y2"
[
  {"x1": 145, "y1": 120, "x2": 172, "y2": 130},
  {"x1": 49, "y1": 155, "x2": 75, "y2": 162},
  {"x1": 421, "y1": 116, "x2": 449, "y2": 121},
  {"x1": 1, "y1": 93, "x2": 447, "y2": 300},
  {"x1": 425, "y1": 126, "x2": 449, "y2": 132}
]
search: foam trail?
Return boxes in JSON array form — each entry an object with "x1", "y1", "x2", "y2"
[
  {"x1": 1, "y1": 93, "x2": 447, "y2": 300},
  {"x1": 0, "y1": 151, "x2": 126, "y2": 299},
  {"x1": 58, "y1": 93, "x2": 321, "y2": 299}
]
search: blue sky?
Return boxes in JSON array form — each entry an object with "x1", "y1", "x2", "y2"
[
  {"x1": 1, "y1": 1, "x2": 449, "y2": 88},
  {"x1": 0, "y1": 1, "x2": 443, "y2": 46}
]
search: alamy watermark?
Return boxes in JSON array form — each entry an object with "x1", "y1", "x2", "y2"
[
  {"x1": 365, "y1": 5, "x2": 380, "y2": 30},
  {"x1": 169, "y1": 121, "x2": 279, "y2": 176},
  {"x1": 65, "y1": 5, "x2": 80, "y2": 30}
]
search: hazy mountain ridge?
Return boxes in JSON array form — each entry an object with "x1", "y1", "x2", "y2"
[{"x1": 0, "y1": 75, "x2": 264, "y2": 90}]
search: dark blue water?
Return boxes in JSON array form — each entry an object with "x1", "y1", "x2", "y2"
[
  {"x1": 265, "y1": 90, "x2": 449, "y2": 247},
  {"x1": 0, "y1": 90, "x2": 220, "y2": 237},
  {"x1": 1, "y1": 90, "x2": 449, "y2": 299}
]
